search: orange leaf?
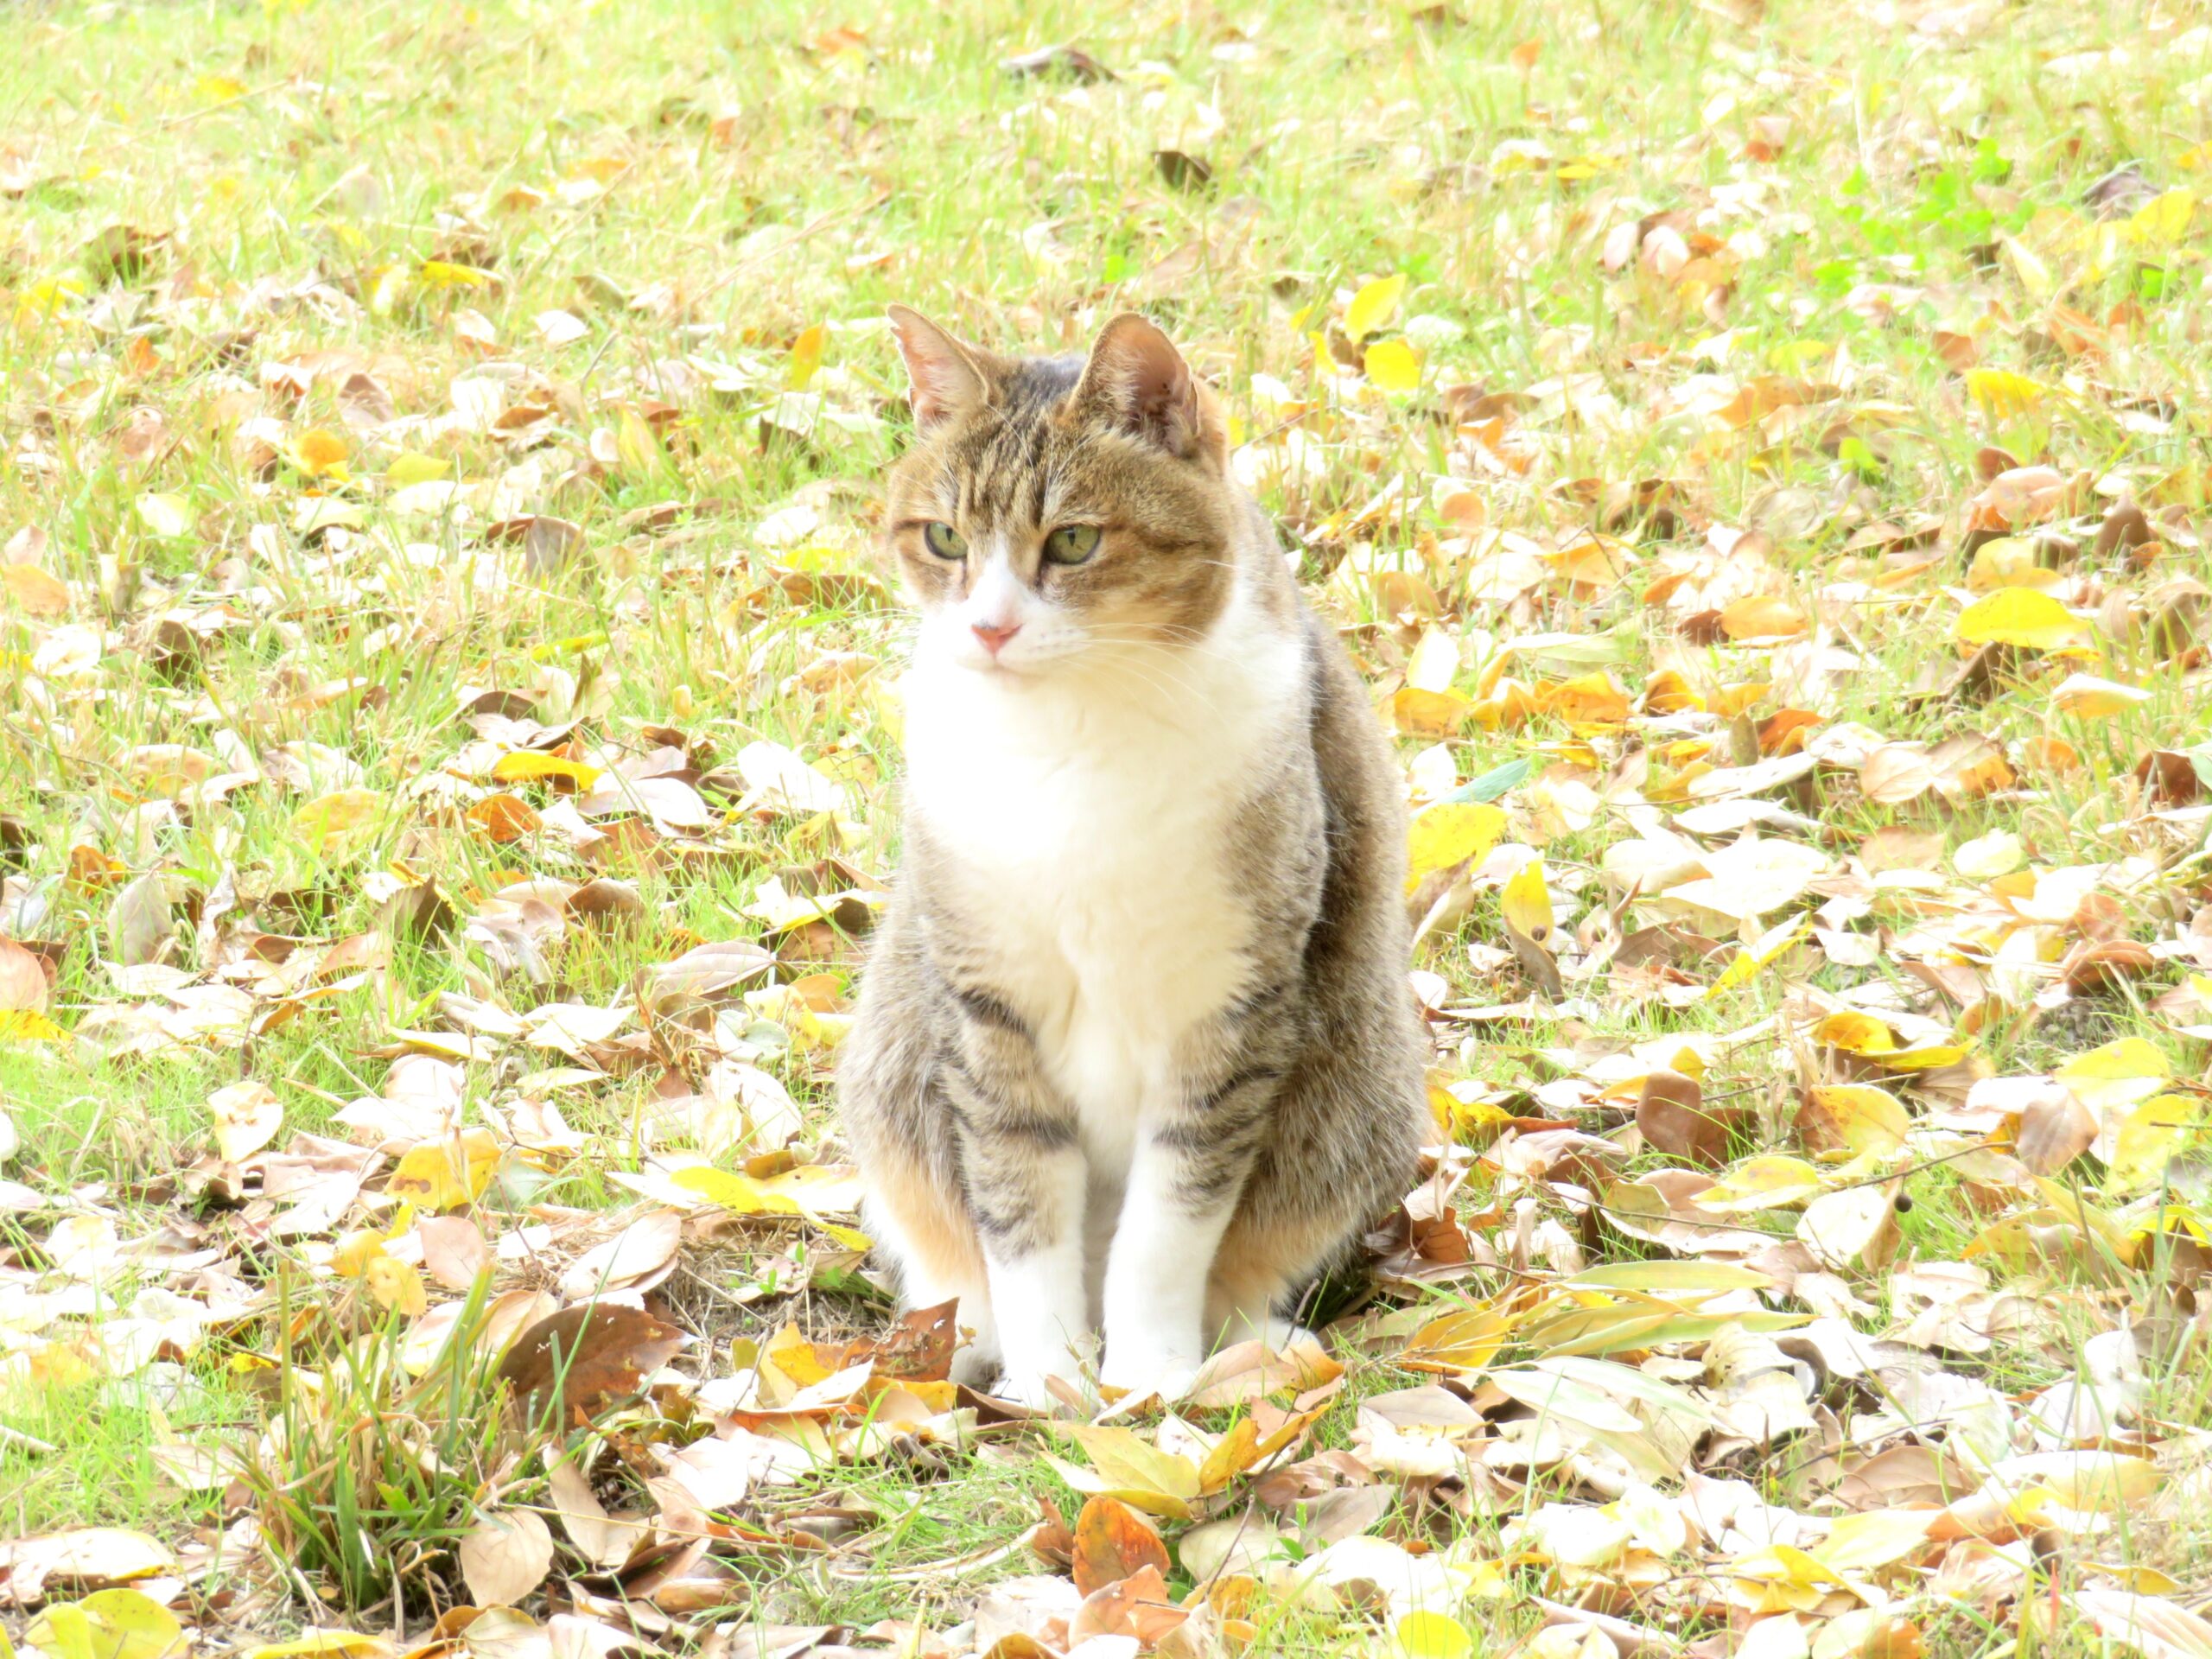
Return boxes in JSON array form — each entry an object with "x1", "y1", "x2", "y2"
[{"x1": 1072, "y1": 1496, "x2": 1171, "y2": 1598}]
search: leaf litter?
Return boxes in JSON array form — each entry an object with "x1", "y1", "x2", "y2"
[{"x1": 5, "y1": 1, "x2": 2212, "y2": 1657}]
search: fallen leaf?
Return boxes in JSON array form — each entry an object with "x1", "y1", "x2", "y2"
[
  {"x1": 1071, "y1": 1495, "x2": 1171, "y2": 1596},
  {"x1": 460, "y1": 1508, "x2": 554, "y2": 1607},
  {"x1": 497, "y1": 1304, "x2": 685, "y2": 1427}
]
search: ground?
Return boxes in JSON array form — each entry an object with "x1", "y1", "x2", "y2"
[{"x1": 3, "y1": 0, "x2": 2211, "y2": 1655}]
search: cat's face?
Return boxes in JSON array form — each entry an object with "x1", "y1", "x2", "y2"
[{"x1": 882, "y1": 309, "x2": 1235, "y2": 679}]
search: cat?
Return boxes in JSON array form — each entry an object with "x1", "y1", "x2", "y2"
[{"x1": 837, "y1": 305, "x2": 1429, "y2": 1406}]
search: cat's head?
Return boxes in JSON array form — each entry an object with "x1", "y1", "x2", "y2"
[{"x1": 880, "y1": 308, "x2": 1236, "y2": 678}]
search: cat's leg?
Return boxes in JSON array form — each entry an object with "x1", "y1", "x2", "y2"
[
  {"x1": 1098, "y1": 1060, "x2": 1286, "y2": 1395},
  {"x1": 843, "y1": 912, "x2": 1006, "y2": 1387},
  {"x1": 973, "y1": 1147, "x2": 1091, "y2": 1405},
  {"x1": 943, "y1": 987, "x2": 1091, "y2": 1407}
]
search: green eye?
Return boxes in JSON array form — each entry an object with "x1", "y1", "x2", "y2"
[
  {"x1": 922, "y1": 522, "x2": 967, "y2": 559},
  {"x1": 1043, "y1": 524, "x2": 1101, "y2": 565}
]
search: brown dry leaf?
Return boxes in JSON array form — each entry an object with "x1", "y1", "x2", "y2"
[
  {"x1": 497, "y1": 1304, "x2": 685, "y2": 1427},
  {"x1": 2012, "y1": 1084, "x2": 2098, "y2": 1174},
  {"x1": 1637, "y1": 1070, "x2": 1727, "y2": 1168},
  {"x1": 460, "y1": 1508, "x2": 554, "y2": 1608}
]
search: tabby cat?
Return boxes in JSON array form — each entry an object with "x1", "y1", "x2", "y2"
[{"x1": 839, "y1": 307, "x2": 1428, "y2": 1405}]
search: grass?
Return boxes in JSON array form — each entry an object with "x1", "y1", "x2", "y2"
[{"x1": 4, "y1": 0, "x2": 2212, "y2": 1650}]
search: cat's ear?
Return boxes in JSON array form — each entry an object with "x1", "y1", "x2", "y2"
[
  {"x1": 1073, "y1": 312, "x2": 1218, "y2": 463},
  {"x1": 887, "y1": 305, "x2": 990, "y2": 434}
]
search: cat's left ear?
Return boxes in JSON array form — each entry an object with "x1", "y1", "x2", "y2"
[{"x1": 1072, "y1": 313, "x2": 1222, "y2": 465}]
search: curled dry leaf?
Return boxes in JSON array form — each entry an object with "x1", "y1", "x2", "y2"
[
  {"x1": 208, "y1": 1080, "x2": 284, "y2": 1163},
  {"x1": 459, "y1": 1507, "x2": 555, "y2": 1608},
  {"x1": 548, "y1": 1459, "x2": 634, "y2": 1569},
  {"x1": 557, "y1": 1208, "x2": 683, "y2": 1300},
  {"x1": 496, "y1": 1304, "x2": 685, "y2": 1428}
]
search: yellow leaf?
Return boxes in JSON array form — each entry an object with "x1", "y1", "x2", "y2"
[
  {"x1": 418, "y1": 259, "x2": 498, "y2": 289},
  {"x1": 242, "y1": 1631, "x2": 393, "y2": 1659},
  {"x1": 1878, "y1": 1042, "x2": 1969, "y2": 1071},
  {"x1": 1954, "y1": 830, "x2": 2024, "y2": 880},
  {"x1": 1998, "y1": 236, "x2": 2055, "y2": 302},
  {"x1": 1691, "y1": 1154, "x2": 1827, "y2": 1213},
  {"x1": 1388, "y1": 687, "x2": 1472, "y2": 738},
  {"x1": 1405, "y1": 627, "x2": 1460, "y2": 694},
  {"x1": 134, "y1": 493, "x2": 194, "y2": 539},
  {"x1": 1500, "y1": 857, "x2": 1554, "y2": 946},
  {"x1": 2126, "y1": 188, "x2": 2196, "y2": 245},
  {"x1": 2, "y1": 562, "x2": 72, "y2": 617},
  {"x1": 1732, "y1": 1541, "x2": 1852, "y2": 1589},
  {"x1": 1540, "y1": 671, "x2": 1632, "y2": 723},
  {"x1": 1395, "y1": 1612, "x2": 1475, "y2": 1659},
  {"x1": 1406, "y1": 803, "x2": 1507, "y2": 893},
  {"x1": 385, "y1": 1129, "x2": 500, "y2": 1211},
  {"x1": 788, "y1": 322, "x2": 825, "y2": 390},
  {"x1": 764, "y1": 1322, "x2": 833, "y2": 1387},
  {"x1": 2056, "y1": 1039, "x2": 2169, "y2": 1113},
  {"x1": 672, "y1": 1164, "x2": 804, "y2": 1217},
  {"x1": 0, "y1": 1010, "x2": 67, "y2": 1043},
  {"x1": 1344, "y1": 273, "x2": 1407, "y2": 343},
  {"x1": 2107, "y1": 1095, "x2": 2201, "y2": 1192},
  {"x1": 209, "y1": 1080, "x2": 283, "y2": 1163},
  {"x1": 385, "y1": 453, "x2": 450, "y2": 486},
  {"x1": 25, "y1": 1590, "x2": 182, "y2": 1659},
  {"x1": 293, "y1": 429, "x2": 348, "y2": 477},
  {"x1": 1804, "y1": 1085, "x2": 1910, "y2": 1158},
  {"x1": 1966, "y1": 536, "x2": 2058, "y2": 592},
  {"x1": 1363, "y1": 337, "x2": 1422, "y2": 391},
  {"x1": 1398, "y1": 1305, "x2": 1515, "y2": 1375},
  {"x1": 490, "y1": 752, "x2": 606, "y2": 789},
  {"x1": 1053, "y1": 1423, "x2": 1203, "y2": 1515},
  {"x1": 1196, "y1": 1417, "x2": 1260, "y2": 1493},
  {"x1": 1811, "y1": 1010, "x2": 1894, "y2": 1055},
  {"x1": 291, "y1": 788, "x2": 387, "y2": 860},
  {"x1": 1953, "y1": 588, "x2": 2088, "y2": 651},
  {"x1": 759, "y1": 1162, "x2": 866, "y2": 1217},
  {"x1": 365, "y1": 1254, "x2": 429, "y2": 1317},
  {"x1": 1815, "y1": 1510, "x2": 1936, "y2": 1572},
  {"x1": 2051, "y1": 673, "x2": 2149, "y2": 718},
  {"x1": 1965, "y1": 367, "x2": 2051, "y2": 420},
  {"x1": 616, "y1": 406, "x2": 664, "y2": 475}
]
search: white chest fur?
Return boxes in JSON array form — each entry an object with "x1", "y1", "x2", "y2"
[{"x1": 900, "y1": 594, "x2": 1305, "y2": 1167}]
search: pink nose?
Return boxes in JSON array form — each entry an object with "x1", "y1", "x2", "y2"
[{"x1": 971, "y1": 621, "x2": 1021, "y2": 656}]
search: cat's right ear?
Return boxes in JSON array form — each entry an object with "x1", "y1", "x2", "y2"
[{"x1": 887, "y1": 306, "x2": 988, "y2": 435}]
